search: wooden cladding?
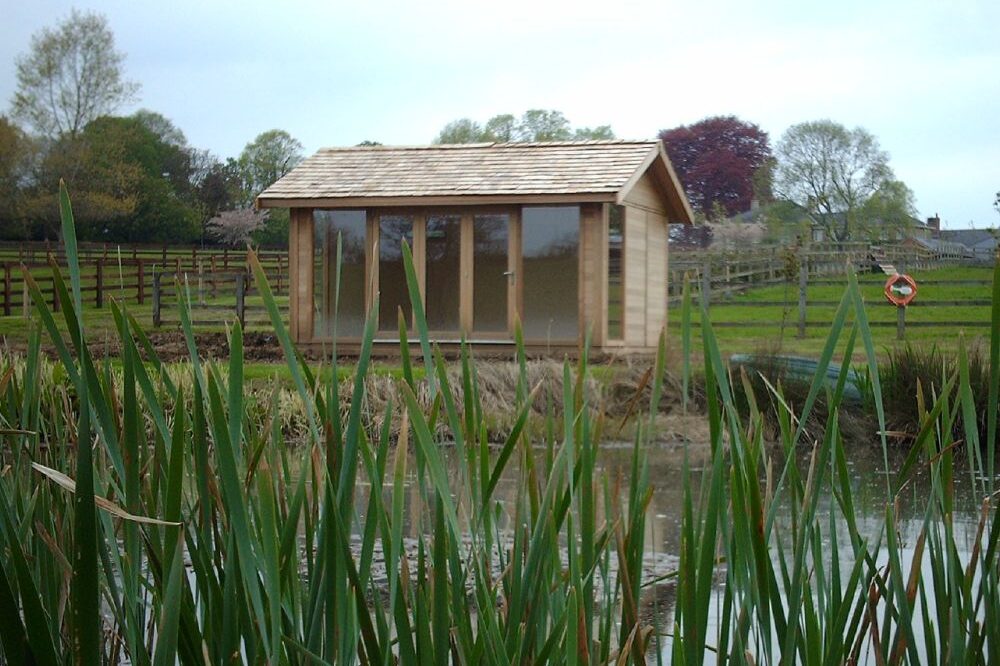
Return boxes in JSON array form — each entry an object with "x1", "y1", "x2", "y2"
[{"x1": 289, "y1": 208, "x2": 314, "y2": 342}]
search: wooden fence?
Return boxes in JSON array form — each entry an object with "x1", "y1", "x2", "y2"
[
  {"x1": 667, "y1": 242, "x2": 968, "y2": 303},
  {"x1": 666, "y1": 242, "x2": 994, "y2": 341},
  {"x1": 151, "y1": 272, "x2": 278, "y2": 329},
  {"x1": 0, "y1": 244, "x2": 287, "y2": 318}
]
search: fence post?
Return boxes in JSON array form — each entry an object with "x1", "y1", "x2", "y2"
[
  {"x1": 153, "y1": 271, "x2": 162, "y2": 327},
  {"x1": 3, "y1": 264, "x2": 9, "y2": 316},
  {"x1": 897, "y1": 305, "x2": 906, "y2": 341},
  {"x1": 137, "y1": 260, "x2": 145, "y2": 305},
  {"x1": 277, "y1": 254, "x2": 283, "y2": 295},
  {"x1": 236, "y1": 272, "x2": 246, "y2": 328},
  {"x1": 197, "y1": 260, "x2": 205, "y2": 305},
  {"x1": 95, "y1": 259, "x2": 104, "y2": 308},
  {"x1": 700, "y1": 259, "x2": 711, "y2": 308},
  {"x1": 798, "y1": 255, "x2": 808, "y2": 338},
  {"x1": 223, "y1": 247, "x2": 229, "y2": 271},
  {"x1": 22, "y1": 278, "x2": 29, "y2": 318}
]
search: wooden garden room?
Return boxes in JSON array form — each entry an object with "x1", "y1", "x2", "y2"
[{"x1": 256, "y1": 140, "x2": 694, "y2": 354}]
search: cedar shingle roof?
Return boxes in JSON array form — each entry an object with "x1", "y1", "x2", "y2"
[{"x1": 257, "y1": 140, "x2": 662, "y2": 202}]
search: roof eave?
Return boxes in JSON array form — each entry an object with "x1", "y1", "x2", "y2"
[
  {"x1": 614, "y1": 143, "x2": 695, "y2": 224},
  {"x1": 256, "y1": 192, "x2": 619, "y2": 209}
]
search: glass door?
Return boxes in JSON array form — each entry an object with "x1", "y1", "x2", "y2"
[
  {"x1": 425, "y1": 214, "x2": 462, "y2": 333},
  {"x1": 521, "y1": 206, "x2": 579, "y2": 341},
  {"x1": 472, "y1": 213, "x2": 511, "y2": 337},
  {"x1": 378, "y1": 214, "x2": 414, "y2": 333}
]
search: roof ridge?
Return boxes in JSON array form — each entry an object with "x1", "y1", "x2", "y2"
[{"x1": 318, "y1": 139, "x2": 659, "y2": 152}]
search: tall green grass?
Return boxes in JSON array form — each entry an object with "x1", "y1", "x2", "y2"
[{"x1": 0, "y1": 185, "x2": 997, "y2": 664}]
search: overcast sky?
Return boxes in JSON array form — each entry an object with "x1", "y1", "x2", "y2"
[{"x1": 3, "y1": 0, "x2": 998, "y2": 229}]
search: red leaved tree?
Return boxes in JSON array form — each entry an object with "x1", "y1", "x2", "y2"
[{"x1": 659, "y1": 116, "x2": 773, "y2": 218}]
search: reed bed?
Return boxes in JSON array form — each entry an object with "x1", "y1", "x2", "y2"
[{"x1": 0, "y1": 183, "x2": 997, "y2": 664}]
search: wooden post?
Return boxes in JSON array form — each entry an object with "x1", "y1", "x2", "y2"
[
  {"x1": 95, "y1": 259, "x2": 104, "y2": 308},
  {"x1": 153, "y1": 272, "x2": 162, "y2": 327},
  {"x1": 211, "y1": 256, "x2": 218, "y2": 297},
  {"x1": 236, "y1": 272, "x2": 246, "y2": 328},
  {"x1": 161, "y1": 244, "x2": 167, "y2": 265},
  {"x1": 137, "y1": 260, "x2": 145, "y2": 304},
  {"x1": 700, "y1": 259, "x2": 711, "y2": 308},
  {"x1": 223, "y1": 247, "x2": 229, "y2": 271},
  {"x1": 897, "y1": 305, "x2": 906, "y2": 341},
  {"x1": 22, "y1": 279, "x2": 29, "y2": 318},
  {"x1": 277, "y1": 254, "x2": 283, "y2": 295},
  {"x1": 2, "y1": 264, "x2": 9, "y2": 316},
  {"x1": 52, "y1": 277, "x2": 60, "y2": 312},
  {"x1": 798, "y1": 255, "x2": 808, "y2": 338},
  {"x1": 197, "y1": 260, "x2": 204, "y2": 304}
]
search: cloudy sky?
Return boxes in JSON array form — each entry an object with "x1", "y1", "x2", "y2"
[{"x1": 2, "y1": 0, "x2": 998, "y2": 228}]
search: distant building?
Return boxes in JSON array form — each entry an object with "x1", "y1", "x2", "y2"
[{"x1": 939, "y1": 228, "x2": 999, "y2": 259}]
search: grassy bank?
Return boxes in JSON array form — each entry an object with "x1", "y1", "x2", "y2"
[{"x1": 0, "y1": 186, "x2": 998, "y2": 663}]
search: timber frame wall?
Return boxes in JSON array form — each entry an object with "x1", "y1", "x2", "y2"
[{"x1": 287, "y1": 198, "x2": 670, "y2": 355}]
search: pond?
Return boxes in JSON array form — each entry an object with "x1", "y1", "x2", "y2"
[{"x1": 350, "y1": 437, "x2": 989, "y2": 663}]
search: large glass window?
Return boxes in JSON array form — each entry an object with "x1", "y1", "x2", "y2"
[
  {"x1": 425, "y1": 215, "x2": 462, "y2": 331},
  {"x1": 607, "y1": 205, "x2": 625, "y2": 340},
  {"x1": 521, "y1": 206, "x2": 579, "y2": 340},
  {"x1": 378, "y1": 215, "x2": 414, "y2": 331},
  {"x1": 314, "y1": 210, "x2": 366, "y2": 338},
  {"x1": 473, "y1": 213, "x2": 510, "y2": 333}
]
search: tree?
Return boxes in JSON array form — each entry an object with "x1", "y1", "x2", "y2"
[
  {"x1": 573, "y1": 125, "x2": 615, "y2": 140},
  {"x1": 518, "y1": 109, "x2": 572, "y2": 141},
  {"x1": 21, "y1": 115, "x2": 205, "y2": 242},
  {"x1": 994, "y1": 191, "x2": 999, "y2": 218},
  {"x1": 206, "y1": 209, "x2": 269, "y2": 247},
  {"x1": 859, "y1": 180, "x2": 917, "y2": 241},
  {"x1": 433, "y1": 119, "x2": 485, "y2": 144},
  {"x1": 236, "y1": 129, "x2": 304, "y2": 206},
  {"x1": 11, "y1": 10, "x2": 139, "y2": 139},
  {"x1": 232, "y1": 129, "x2": 303, "y2": 247},
  {"x1": 484, "y1": 114, "x2": 517, "y2": 142},
  {"x1": 434, "y1": 110, "x2": 615, "y2": 144},
  {"x1": 132, "y1": 109, "x2": 187, "y2": 148},
  {"x1": 0, "y1": 117, "x2": 34, "y2": 239},
  {"x1": 775, "y1": 120, "x2": 894, "y2": 242},
  {"x1": 658, "y1": 116, "x2": 772, "y2": 217}
]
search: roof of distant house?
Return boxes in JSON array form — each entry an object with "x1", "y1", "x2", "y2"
[
  {"x1": 940, "y1": 229, "x2": 999, "y2": 248},
  {"x1": 256, "y1": 140, "x2": 694, "y2": 222}
]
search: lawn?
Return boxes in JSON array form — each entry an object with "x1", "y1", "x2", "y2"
[{"x1": 667, "y1": 265, "x2": 994, "y2": 360}]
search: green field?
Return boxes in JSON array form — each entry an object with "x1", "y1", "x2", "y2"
[{"x1": 669, "y1": 265, "x2": 994, "y2": 359}]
